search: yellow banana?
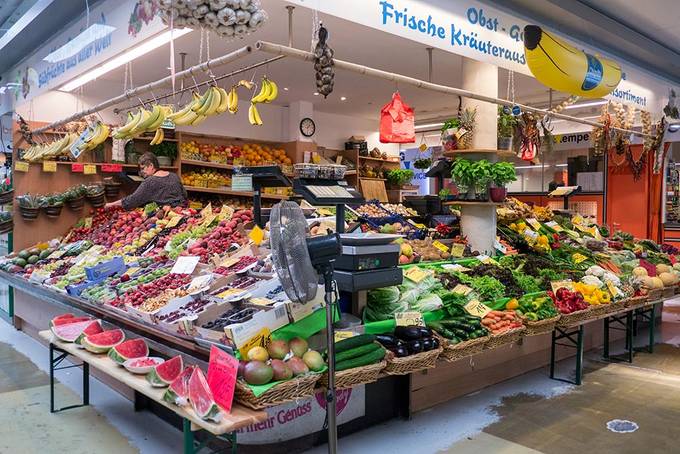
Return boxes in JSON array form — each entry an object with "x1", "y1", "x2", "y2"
[
  {"x1": 146, "y1": 107, "x2": 167, "y2": 132},
  {"x1": 524, "y1": 25, "x2": 621, "y2": 98},
  {"x1": 192, "y1": 90, "x2": 212, "y2": 114},
  {"x1": 135, "y1": 106, "x2": 161, "y2": 133},
  {"x1": 238, "y1": 79, "x2": 254, "y2": 90},
  {"x1": 190, "y1": 114, "x2": 207, "y2": 126},
  {"x1": 150, "y1": 127, "x2": 164, "y2": 145},
  {"x1": 265, "y1": 78, "x2": 278, "y2": 103},
  {"x1": 114, "y1": 111, "x2": 140, "y2": 138},
  {"x1": 248, "y1": 103, "x2": 263, "y2": 126},
  {"x1": 174, "y1": 110, "x2": 200, "y2": 126},
  {"x1": 203, "y1": 87, "x2": 222, "y2": 116},
  {"x1": 167, "y1": 103, "x2": 193, "y2": 121},
  {"x1": 251, "y1": 80, "x2": 269, "y2": 104},
  {"x1": 227, "y1": 87, "x2": 238, "y2": 114},
  {"x1": 216, "y1": 87, "x2": 230, "y2": 114}
]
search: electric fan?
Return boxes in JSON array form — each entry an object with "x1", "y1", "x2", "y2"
[{"x1": 269, "y1": 201, "x2": 342, "y2": 454}]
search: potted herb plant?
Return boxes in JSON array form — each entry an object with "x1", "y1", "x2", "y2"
[
  {"x1": 497, "y1": 106, "x2": 516, "y2": 151},
  {"x1": 451, "y1": 158, "x2": 474, "y2": 199},
  {"x1": 150, "y1": 142, "x2": 177, "y2": 167},
  {"x1": 470, "y1": 159, "x2": 493, "y2": 200},
  {"x1": 64, "y1": 185, "x2": 87, "y2": 211},
  {"x1": 0, "y1": 211, "x2": 12, "y2": 234},
  {"x1": 385, "y1": 169, "x2": 415, "y2": 189},
  {"x1": 490, "y1": 161, "x2": 517, "y2": 202},
  {"x1": 440, "y1": 117, "x2": 461, "y2": 151},
  {"x1": 43, "y1": 193, "x2": 64, "y2": 218},
  {"x1": 16, "y1": 194, "x2": 42, "y2": 221},
  {"x1": 413, "y1": 157, "x2": 432, "y2": 170},
  {"x1": 438, "y1": 188, "x2": 454, "y2": 201},
  {"x1": 86, "y1": 184, "x2": 106, "y2": 208},
  {"x1": 0, "y1": 177, "x2": 13, "y2": 205},
  {"x1": 103, "y1": 178, "x2": 122, "y2": 199}
]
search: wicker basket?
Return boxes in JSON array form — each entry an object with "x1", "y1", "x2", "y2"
[
  {"x1": 556, "y1": 308, "x2": 593, "y2": 328},
  {"x1": 0, "y1": 218, "x2": 12, "y2": 234},
  {"x1": 0, "y1": 189, "x2": 13, "y2": 205},
  {"x1": 485, "y1": 327, "x2": 526, "y2": 350},
  {"x1": 625, "y1": 295, "x2": 648, "y2": 308},
  {"x1": 437, "y1": 334, "x2": 488, "y2": 362},
  {"x1": 234, "y1": 373, "x2": 321, "y2": 410},
  {"x1": 662, "y1": 286, "x2": 676, "y2": 299},
  {"x1": 319, "y1": 361, "x2": 386, "y2": 390},
  {"x1": 646, "y1": 288, "x2": 664, "y2": 301},
  {"x1": 383, "y1": 347, "x2": 442, "y2": 375},
  {"x1": 587, "y1": 303, "x2": 612, "y2": 318},
  {"x1": 522, "y1": 315, "x2": 561, "y2": 336}
]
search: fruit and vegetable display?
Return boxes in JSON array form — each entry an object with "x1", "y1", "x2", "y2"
[
  {"x1": 376, "y1": 326, "x2": 439, "y2": 358},
  {"x1": 181, "y1": 169, "x2": 231, "y2": 188},
  {"x1": 332, "y1": 334, "x2": 386, "y2": 371},
  {"x1": 239, "y1": 337, "x2": 325, "y2": 385}
]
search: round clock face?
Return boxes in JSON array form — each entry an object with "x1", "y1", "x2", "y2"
[{"x1": 300, "y1": 117, "x2": 316, "y2": 137}]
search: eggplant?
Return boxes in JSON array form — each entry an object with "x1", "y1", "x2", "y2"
[
  {"x1": 421, "y1": 337, "x2": 433, "y2": 351},
  {"x1": 391, "y1": 346, "x2": 408, "y2": 357},
  {"x1": 417, "y1": 327, "x2": 433, "y2": 338},
  {"x1": 407, "y1": 340, "x2": 423, "y2": 354},
  {"x1": 375, "y1": 334, "x2": 403, "y2": 349},
  {"x1": 394, "y1": 325, "x2": 423, "y2": 341},
  {"x1": 431, "y1": 337, "x2": 440, "y2": 349}
]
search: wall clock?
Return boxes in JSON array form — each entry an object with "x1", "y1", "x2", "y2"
[{"x1": 300, "y1": 117, "x2": 316, "y2": 137}]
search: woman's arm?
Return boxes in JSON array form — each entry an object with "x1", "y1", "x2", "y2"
[
  {"x1": 104, "y1": 199, "x2": 123, "y2": 209},
  {"x1": 118, "y1": 179, "x2": 154, "y2": 210}
]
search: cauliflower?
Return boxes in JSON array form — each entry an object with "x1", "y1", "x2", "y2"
[
  {"x1": 602, "y1": 271, "x2": 621, "y2": 286},
  {"x1": 581, "y1": 275, "x2": 604, "y2": 288},
  {"x1": 586, "y1": 265, "x2": 605, "y2": 277}
]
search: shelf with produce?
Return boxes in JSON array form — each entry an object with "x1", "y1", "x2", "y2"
[
  {"x1": 358, "y1": 156, "x2": 400, "y2": 163},
  {"x1": 50, "y1": 161, "x2": 177, "y2": 170},
  {"x1": 180, "y1": 159, "x2": 234, "y2": 170},
  {"x1": 184, "y1": 185, "x2": 291, "y2": 200},
  {"x1": 132, "y1": 136, "x2": 179, "y2": 143},
  {"x1": 442, "y1": 200, "x2": 503, "y2": 206}
]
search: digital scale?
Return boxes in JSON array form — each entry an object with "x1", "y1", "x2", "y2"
[
  {"x1": 293, "y1": 178, "x2": 364, "y2": 233},
  {"x1": 548, "y1": 185, "x2": 581, "y2": 209},
  {"x1": 238, "y1": 165, "x2": 292, "y2": 227},
  {"x1": 333, "y1": 232, "x2": 403, "y2": 292}
]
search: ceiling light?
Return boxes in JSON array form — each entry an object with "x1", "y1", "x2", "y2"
[
  {"x1": 555, "y1": 163, "x2": 568, "y2": 167},
  {"x1": 313, "y1": 92, "x2": 319, "y2": 96},
  {"x1": 340, "y1": 96, "x2": 347, "y2": 101},
  {"x1": 44, "y1": 24, "x2": 116, "y2": 63},
  {"x1": 564, "y1": 100, "x2": 607, "y2": 110},
  {"x1": 59, "y1": 28, "x2": 192, "y2": 92},
  {"x1": 415, "y1": 122, "x2": 444, "y2": 130},
  {"x1": 514, "y1": 165, "x2": 545, "y2": 169},
  {"x1": 283, "y1": 87, "x2": 289, "y2": 91}
]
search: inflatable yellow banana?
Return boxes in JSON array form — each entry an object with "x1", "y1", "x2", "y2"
[{"x1": 524, "y1": 25, "x2": 621, "y2": 98}]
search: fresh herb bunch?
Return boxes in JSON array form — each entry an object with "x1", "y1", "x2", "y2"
[
  {"x1": 386, "y1": 169, "x2": 414, "y2": 187},
  {"x1": 413, "y1": 158, "x2": 432, "y2": 169},
  {"x1": 150, "y1": 141, "x2": 177, "y2": 160},
  {"x1": 498, "y1": 105, "x2": 517, "y2": 138},
  {"x1": 491, "y1": 162, "x2": 517, "y2": 187},
  {"x1": 471, "y1": 160, "x2": 493, "y2": 186},
  {"x1": 451, "y1": 158, "x2": 474, "y2": 187},
  {"x1": 438, "y1": 188, "x2": 451, "y2": 200},
  {"x1": 45, "y1": 193, "x2": 64, "y2": 207},
  {"x1": 441, "y1": 118, "x2": 461, "y2": 132},
  {"x1": 17, "y1": 194, "x2": 42, "y2": 208}
]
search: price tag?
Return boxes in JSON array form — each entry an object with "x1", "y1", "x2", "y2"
[
  {"x1": 478, "y1": 255, "x2": 497, "y2": 265},
  {"x1": 404, "y1": 267, "x2": 430, "y2": 283},
  {"x1": 15, "y1": 161, "x2": 29, "y2": 172},
  {"x1": 432, "y1": 241, "x2": 449, "y2": 253},
  {"x1": 249, "y1": 225, "x2": 265, "y2": 246},
  {"x1": 453, "y1": 284, "x2": 473, "y2": 295},
  {"x1": 101, "y1": 163, "x2": 123, "y2": 173},
  {"x1": 335, "y1": 155, "x2": 343, "y2": 164},
  {"x1": 237, "y1": 327, "x2": 271, "y2": 358},
  {"x1": 124, "y1": 267, "x2": 140, "y2": 277},
  {"x1": 418, "y1": 143, "x2": 428, "y2": 152},
  {"x1": 83, "y1": 217, "x2": 92, "y2": 228},
  {"x1": 42, "y1": 161, "x2": 57, "y2": 172},
  {"x1": 494, "y1": 238, "x2": 507, "y2": 254},
  {"x1": 394, "y1": 311, "x2": 425, "y2": 327},
  {"x1": 524, "y1": 228, "x2": 539, "y2": 241},
  {"x1": 441, "y1": 264, "x2": 470, "y2": 272},
  {"x1": 572, "y1": 214, "x2": 584, "y2": 225},
  {"x1": 334, "y1": 330, "x2": 356, "y2": 343},
  {"x1": 591, "y1": 227, "x2": 602, "y2": 241},
  {"x1": 187, "y1": 274, "x2": 213, "y2": 294},
  {"x1": 200, "y1": 203, "x2": 212, "y2": 218},
  {"x1": 551, "y1": 280, "x2": 574, "y2": 293},
  {"x1": 572, "y1": 253, "x2": 588, "y2": 264},
  {"x1": 171, "y1": 256, "x2": 200, "y2": 275},
  {"x1": 606, "y1": 280, "x2": 622, "y2": 298},
  {"x1": 48, "y1": 249, "x2": 65, "y2": 259},
  {"x1": 232, "y1": 174, "x2": 253, "y2": 192},
  {"x1": 464, "y1": 299, "x2": 492, "y2": 318},
  {"x1": 219, "y1": 256, "x2": 240, "y2": 269},
  {"x1": 218, "y1": 205, "x2": 234, "y2": 221},
  {"x1": 545, "y1": 221, "x2": 563, "y2": 232},
  {"x1": 250, "y1": 297, "x2": 275, "y2": 307},
  {"x1": 526, "y1": 218, "x2": 542, "y2": 230},
  {"x1": 83, "y1": 164, "x2": 97, "y2": 175},
  {"x1": 71, "y1": 163, "x2": 84, "y2": 173},
  {"x1": 29, "y1": 270, "x2": 50, "y2": 284},
  {"x1": 70, "y1": 130, "x2": 89, "y2": 159},
  {"x1": 201, "y1": 214, "x2": 216, "y2": 227},
  {"x1": 166, "y1": 215, "x2": 183, "y2": 228},
  {"x1": 451, "y1": 243, "x2": 466, "y2": 257},
  {"x1": 207, "y1": 345, "x2": 239, "y2": 413}
]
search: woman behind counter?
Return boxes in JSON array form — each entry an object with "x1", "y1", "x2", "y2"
[{"x1": 105, "y1": 152, "x2": 187, "y2": 210}]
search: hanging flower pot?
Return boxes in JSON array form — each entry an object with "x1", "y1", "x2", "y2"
[
  {"x1": 0, "y1": 189, "x2": 14, "y2": 205},
  {"x1": 67, "y1": 197, "x2": 85, "y2": 211},
  {"x1": 16, "y1": 194, "x2": 42, "y2": 221},
  {"x1": 19, "y1": 206, "x2": 40, "y2": 221},
  {"x1": 497, "y1": 136, "x2": 513, "y2": 151},
  {"x1": 0, "y1": 217, "x2": 13, "y2": 234},
  {"x1": 86, "y1": 184, "x2": 106, "y2": 208},
  {"x1": 44, "y1": 204, "x2": 63, "y2": 218},
  {"x1": 104, "y1": 181, "x2": 122, "y2": 199}
]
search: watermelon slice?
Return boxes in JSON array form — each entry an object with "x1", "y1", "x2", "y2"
[
  {"x1": 82, "y1": 329, "x2": 125, "y2": 354},
  {"x1": 163, "y1": 366, "x2": 195, "y2": 406},
  {"x1": 74, "y1": 320, "x2": 103, "y2": 347},
  {"x1": 108, "y1": 338, "x2": 149, "y2": 365},
  {"x1": 51, "y1": 319, "x2": 96, "y2": 342},
  {"x1": 50, "y1": 314, "x2": 91, "y2": 328},
  {"x1": 146, "y1": 355, "x2": 183, "y2": 387},
  {"x1": 189, "y1": 367, "x2": 222, "y2": 423}
]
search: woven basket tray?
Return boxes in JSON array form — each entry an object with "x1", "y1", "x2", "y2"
[
  {"x1": 436, "y1": 334, "x2": 489, "y2": 362},
  {"x1": 485, "y1": 326, "x2": 525, "y2": 350},
  {"x1": 646, "y1": 288, "x2": 664, "y2": 301},
  {"x1": 587, "y1": 303, "x2": 613, "y2": 318},
  {"x1": 522, "y1": 315, "x2": 560, "y2": 336},
  {"x1": 319, "y1": 361, "x2": 386, "y2": 390},
  {"x1": 384, "y1": 347, "x2": 442, "y2": 375},
  {"x1": 625, "y1": 295, "x2": 648, "y2": 308},
  {"x1": 234, "y1": 373, "x2": 321, "y2": 410},
  {"x1": 556, "y1": 308, "x2": 593, "y2": 327},
  {"x1": 662, "y1": 287, "x2": 676, "y2": 299},
  {"x1": 0, "y1": 189, "x2": 13, "y2": 205}
]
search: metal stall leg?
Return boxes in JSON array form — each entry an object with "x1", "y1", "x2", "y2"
[{"x1": 183, "y1": 418, "x2": 195, "y2": 454}]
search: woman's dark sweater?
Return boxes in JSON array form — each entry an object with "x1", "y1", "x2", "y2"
[{"x1": 121, "y1": 173, "x2": 187, "y2": 210}]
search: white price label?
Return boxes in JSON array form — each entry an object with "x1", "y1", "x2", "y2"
[{"x1": 171, "y1": 256, "x2": 200, "y2": 275}]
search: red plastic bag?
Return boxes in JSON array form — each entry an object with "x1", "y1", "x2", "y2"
[{"x1": 380, "y1": 92, "x2": 415, "y2": 143}]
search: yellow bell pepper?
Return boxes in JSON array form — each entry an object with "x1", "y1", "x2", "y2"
[{"x1": 506, "y1": 299, "x2": 519, "y2": 310}]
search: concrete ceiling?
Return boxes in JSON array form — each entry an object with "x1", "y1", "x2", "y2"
[{"x1": 484, "y1": 0, "x2": 680, "y2": 86}]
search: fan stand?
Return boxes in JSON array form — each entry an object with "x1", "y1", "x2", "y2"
[{"x1": 318, "y1": 263, "x2": 339, "y2": 454}]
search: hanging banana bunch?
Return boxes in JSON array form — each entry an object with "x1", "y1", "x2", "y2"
[
  {"x1": 23, "y1": 132, "x2": 79, "y2": 162},
  {"x1": 114, "y1": 104, "x2": 171, "y2": 140},
  {"x1": 76, "y1": 121, "x2": 111, "y2": 154},
  {"x1": 248, "y1": 76, "x2": 278, "y2": 126}
]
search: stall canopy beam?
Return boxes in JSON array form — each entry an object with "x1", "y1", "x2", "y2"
[
  {"x1": 33, "y1": 45, "x2": 254, "y2": 134},
  {"x1": 255, "y1": 41, "x2": 652, "y2": 138}
]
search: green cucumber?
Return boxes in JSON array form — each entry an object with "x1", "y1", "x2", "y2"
[
  {"x1": 335, "y1": 342, "x2": 381, "y2": 363},
  {"x1": 334, "y1": 334, "x2": 376, "y2": 353},
  {"x1": 336, "y1": 346, "x2": 386, "y2": 371}
]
